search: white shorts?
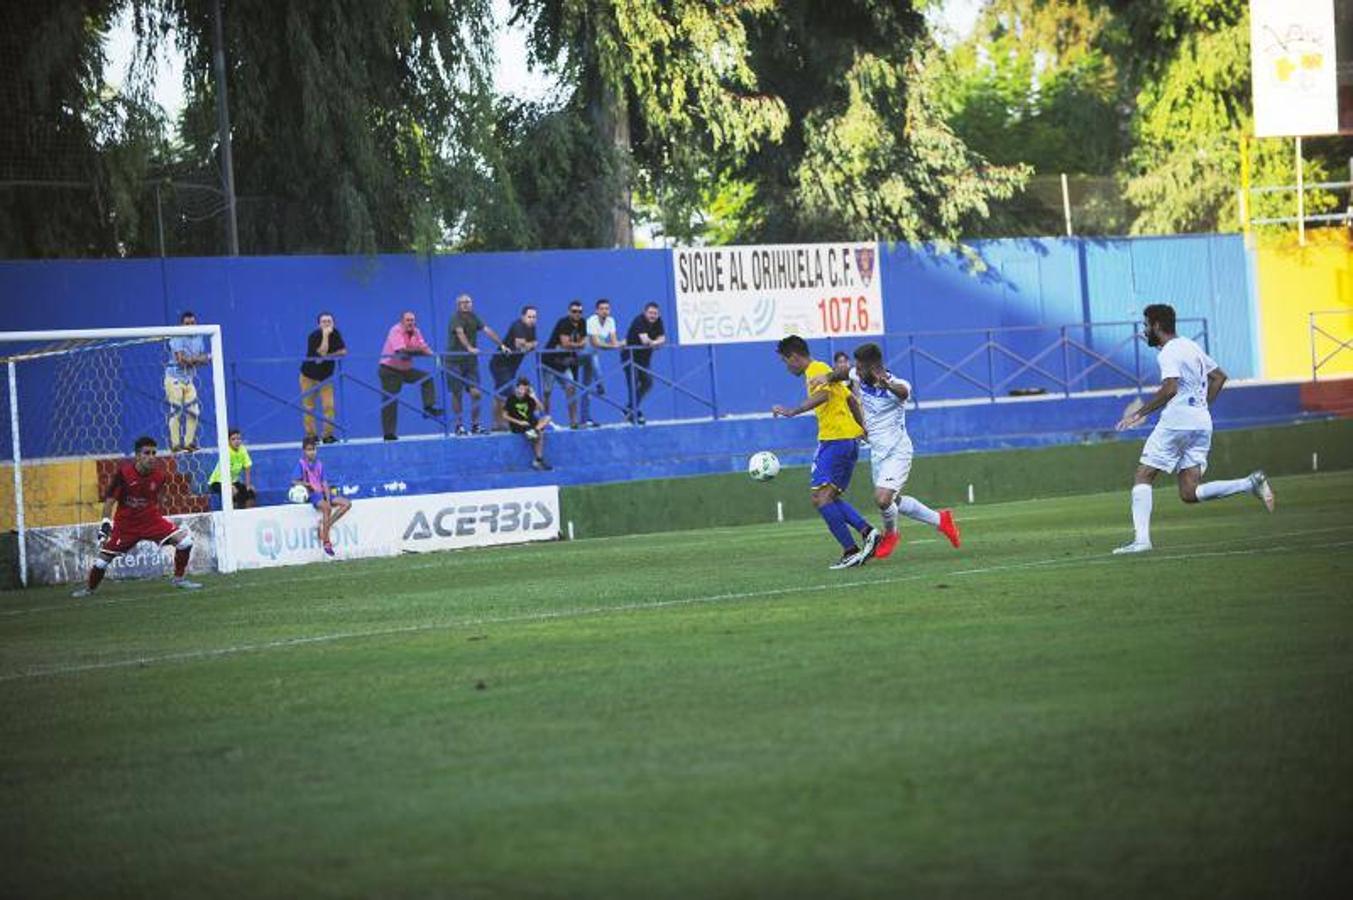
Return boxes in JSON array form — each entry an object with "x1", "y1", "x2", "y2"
[
  {"x1": 1140, "y1": 426, "x2": 1211, "y2": 474},
  {"x1": 870, "y1": 436, "x2": 914, "y2": 493}
]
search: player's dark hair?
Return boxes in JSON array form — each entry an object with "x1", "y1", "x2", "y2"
[
  {"x1": 833, "y1": 351, "x2": 849, "y2": 363},
  {"x1": 301, "y1": 436, "x2": 318, "y2": 450},
  {"x1": 854, "y1": 343, "x2": 883, "y2": 366},
  {"x1": 133, "y1": 436, "x2": 157, "y2": 453},
  {"x1": 644, "y1": 302, "x2": 660, "y2": 312},
  {"x1": 568, "y1": 300, "x2": 583, "y2": 311},
  {"x1": 316, "y1": 311, "x2": 333, "y2": 322},
  {"x1": 776, "y1": 335, "x2": 809, "y2": 358},
  {"x1": 228, "y1": 427, "x2": 242, "y2": 439},
  {"x1": 521, "y1": 304, "x2": 536, "y2": 315},
  {"x1": 179, "y1": 310, "x2": 195, "y2": 323},
  {"x1": 516, "y1": 376, "x2": 531, "y2": 386},
  {"x1": 1143, "y1": 304, "x2": 1176, "y2": 333},
  {"x1": 595, "y1": 298, "x2": 610, "y2": 309}
]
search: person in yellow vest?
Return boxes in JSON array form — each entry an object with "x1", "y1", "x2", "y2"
[
  {"x1": 208, "y1": 428, "x2": 256, "y2": 509},
  {"x1": 771, "y1": 334, "x2": 880, "y2": 569}
]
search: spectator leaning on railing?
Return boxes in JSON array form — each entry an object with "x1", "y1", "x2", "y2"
[
  {"x1": 490, "y1": 305, "x2": 539, "y2": 429},
  {"x1": 581, "y1": 298, "x2": 621, "y2": 428},
  {"x1": 445, "y1": 293, "x2": 507, "y2": 436},
  {"x1": 299, "y1": 312, "x2": 347, "y2": 443},
  {"x1": 542, "y1": 300, "x2": 587, "y2": 429},
  {"x1": 622, "y1": 302, "x2": 666, "y2": 425},
  {"x1": 378, "y1": 311, "x2": 442, "y2": 441}
]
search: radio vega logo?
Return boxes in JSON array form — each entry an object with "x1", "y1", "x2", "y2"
[{"x1": 403, "y1": 500, "x2": 556, "y2": 540}]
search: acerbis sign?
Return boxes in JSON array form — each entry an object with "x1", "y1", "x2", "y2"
[
  {"x1": 224, "y1": 485, "x2": 560, "y2": 570},
  {"x1": 403, "y1": 499, "x2": 555, "y2": 541}
]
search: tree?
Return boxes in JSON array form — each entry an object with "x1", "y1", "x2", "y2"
[
  {"x1": 1097, "y1": 0, "x2": 1340, "y2": 234},
  {"x1": 730, "y1": 0, "x2": 1028, "y2": 245},
  {"x1": 509, "y1": 0, "x2": 789, "y2": 247},
  {"x1": 0, "y1": 1, "x2": 170, "y2": 258},
  {"x1": 149, "y1": 0, "x2": 495, "y2": 254}
]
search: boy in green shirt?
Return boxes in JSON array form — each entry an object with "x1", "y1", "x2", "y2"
[{"x1": 209, "y1": 428, "x2": 257, "y2": 509}]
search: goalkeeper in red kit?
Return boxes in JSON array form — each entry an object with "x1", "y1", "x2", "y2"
[{"x1": 72, "y1": 436, "x2": 202, "y2": 597}]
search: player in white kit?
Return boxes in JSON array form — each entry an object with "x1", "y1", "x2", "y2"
[
  {"x1": 1112, "y1": 304, "x2": 1275, "y2": 554},
  {"x1": 812, "y1": 342, "x2": 960, "y2": 560}
]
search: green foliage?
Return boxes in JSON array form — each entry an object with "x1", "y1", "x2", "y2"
[
  {"x1": 458, "y1": 97, "x2": 622, "y2": 250},
  {"x1": 0, "y1": 1, "x2": 171, "y2": 258},
  {"x1": 149, "y1": 0, "x2": 495, "y2": 255},
  {"x1": 726, "y1": 0, "x2": 1028, "y2": 246},
  {"x1": 509, "y1": 0, "x2": 789, "y2": 246},
  {"x1": 796, "y1": 47, "x2": 1029, "y2": 245},
  {"x1": 1107, "y1": 1, "x2": 1337, "y2": 234}
]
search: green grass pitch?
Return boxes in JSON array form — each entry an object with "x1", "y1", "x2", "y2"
[{"x1": 2, "y1": 472, "x2": 1351, "y2": 898}]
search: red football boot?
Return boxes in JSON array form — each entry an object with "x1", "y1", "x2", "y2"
[
  {"x1": 937, "y1": 509, "x2": 961, "y2": 548},
  {"x1": 874, "y1": 531, "x2": 901, "y2": 559}
]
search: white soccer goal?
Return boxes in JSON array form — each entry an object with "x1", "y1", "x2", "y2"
[{"x1": 0, "y1": 326, "x2": 236, "y2": 587}]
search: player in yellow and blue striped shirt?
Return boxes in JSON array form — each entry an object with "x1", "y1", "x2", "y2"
[{"x1": 771, "y1": 335, "x2": 881, "y2": 569}]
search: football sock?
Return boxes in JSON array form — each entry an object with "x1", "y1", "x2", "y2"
[
  {"x1": 818, "y1": 503, "x2": 855, "y2": 551},
  {"x1": 88, "y1": 559, "x2": 108, "y2": 591},
  {"x1": 1131, "y1": 483, "x2": 1152, "y2": 544},
  {"x1": 897, "y1": 495, "x2": 940, "y2": 527},
  {"x1": 835, "y1": 500, "x2": 871, "y2": 536},
  {"x1": 1196, "y1": 477, "x2": 1251, "y2": 501},
  {"x1": 168, "y1": 414, "x2": 181, "y2": 448},
  {"x1": 881, "y1": 501, "x2": 899, "y2": 533},
  {"x1": 174, "y1": 547, "x2": 190, "y2": 577}
]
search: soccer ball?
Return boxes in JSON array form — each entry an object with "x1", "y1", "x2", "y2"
[
  {"x1": 747, "y1": 450, "x2": 780, "y2": 482},
  {"x1": 287, "y1": 483, "x2": 310, "y2": 504}
]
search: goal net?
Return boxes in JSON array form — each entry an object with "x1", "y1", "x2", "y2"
[{"x1": 0, "y1": 326, "x2": 236, "y2": 587}]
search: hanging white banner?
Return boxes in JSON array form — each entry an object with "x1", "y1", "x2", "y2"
[
  {"x1": 672, "y1": 242, "x2": 885, "y2": 345},
  {"x1": 1251, "y1": 0, "x2": 1341, "y2": 137}
]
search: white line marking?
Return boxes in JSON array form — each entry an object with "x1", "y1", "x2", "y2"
[{"x1": 3, "y1": 537, "x2": 1349, "y2": 684}]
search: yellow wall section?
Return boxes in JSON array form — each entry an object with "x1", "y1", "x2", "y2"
[
  {"x1": 1254, "y1": 229, "x2": 1353, "y2": 379},
  {"x1": 0, "y1": 458, "x2": 103, "y2": 529}
]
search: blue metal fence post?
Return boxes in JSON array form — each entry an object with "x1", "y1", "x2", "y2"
[
  {"x1": 708, "y1": 345, "x2": 720, "y2": 420},
  {"x1": 1060, "y1": 326, "x2": 1071, "y2": 397},
  {"x1": 908, "y1": 334, "x2": 919, "y2": 407},
  {"x1": 986, "y1": 330, "x2": 996, "y2": 401},
  {"x1": 229, "y1": 361, "x2": 240, "y2": 429},
  {"x1": 1132, "y1": 321, "x2": 1142, "y2": 389}
]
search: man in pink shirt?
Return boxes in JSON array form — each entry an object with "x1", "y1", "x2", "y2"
[{"x1": 378, "y1": 310, "x2": 443, "y2": 440}]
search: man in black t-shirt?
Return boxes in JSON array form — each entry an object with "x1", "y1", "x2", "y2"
[
  {"x1": 490, "y1": 305, "x2": 539, "y2": 428},
  {"x1": 542, "y1": 301, "x2": 587, "y2": 428},
  {"x1": 503, "y1": 377, "x2": 553, "y2": 471},
  {"x1": 299, "y1": 312, "x2": 348, "y2": 442},
  {"x1": 622, "y1": 302, "x2": 666, "y2": 425}
]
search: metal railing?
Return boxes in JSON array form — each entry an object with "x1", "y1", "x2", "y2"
[
  {"x1": 1309, "y1": 310, "x2": 1353, "y2": 382},
  {"x1": 222, "y1": 320, "x2": 1207, "y2": 443}
]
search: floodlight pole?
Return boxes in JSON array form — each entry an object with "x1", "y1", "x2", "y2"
[{"x1": 211, "y1": 0, "x2": 240, "y2": 256}]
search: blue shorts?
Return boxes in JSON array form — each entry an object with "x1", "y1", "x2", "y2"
[{"x1": 810, "y1": 439, "x2": 858, "y2": 491}]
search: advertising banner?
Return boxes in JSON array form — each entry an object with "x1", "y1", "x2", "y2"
[
  {"x1": 225, "y1": 485, "x2": 560, "y2": 570},
  {"x1": 24, "y1": 513, "x2": 218, "y2": 586},
  {"x1": 672, "y1": 242, "x2": 885, "y2": 345},
  {"x1": 1251, "y1": 0, "x2": 1344, "y2": 137}
]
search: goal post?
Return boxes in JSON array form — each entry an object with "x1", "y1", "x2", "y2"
[{"x1": 0, "y1": 325, "x2": 236, "y2": 587}]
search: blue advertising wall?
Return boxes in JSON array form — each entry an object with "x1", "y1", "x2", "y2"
[{"x1": 0, "y1": 235, "x2": 1258, "y2": 453}]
